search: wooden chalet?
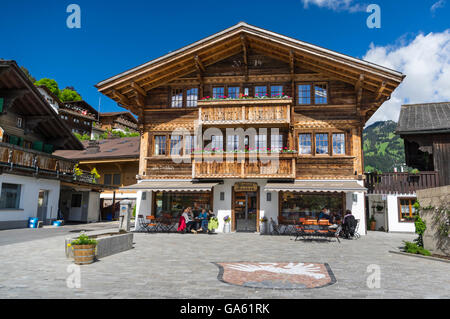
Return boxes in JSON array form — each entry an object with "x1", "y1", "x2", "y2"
[
  {"x1": 60, "y1": 100, "x2": 99, "y2": 136},
  {"x1": 397, "y1": 102, "x2": 450, "y2": 186},
  {"x1": 96, "y1": 22, "x2": 404, "y2": 233},
  {"x1": 0, "y1": 60, "x2": 113, "y2": 229},
  {"x1": 99, "y1": 111, "x2": 138, "y2": 133}
]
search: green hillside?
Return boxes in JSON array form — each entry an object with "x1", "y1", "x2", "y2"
[{"x1": 363, "y1": 120, "x2": 406, "y2": 173}]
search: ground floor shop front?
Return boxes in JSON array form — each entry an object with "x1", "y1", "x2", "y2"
[{"x1": 129, "y1": 179, "x2": 367, "y2": 235}]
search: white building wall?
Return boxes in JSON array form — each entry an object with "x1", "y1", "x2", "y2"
[
  {"x1": 345, "y1": 182, "x2": 366, "y2": 236},
  {"x1": 134, "y1": 190, "x2": 152, "y2": 231},
  {"x1": 386, "y1": 194, "x2": 416, "y2": 233},
  {"x1": 0, "y1": 174, "x2": 60, "y2": 228}
]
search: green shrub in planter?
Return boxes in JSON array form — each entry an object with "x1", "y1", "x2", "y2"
[{"x1": 404, "y1": 241, "x2": 431, "y2": 256}]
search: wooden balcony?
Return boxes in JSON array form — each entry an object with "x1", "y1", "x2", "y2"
[
  {"x1": 0, "y1": 143, "x2": 75, "y2": 173},
  {"x1": 198, "y1": 98, "x2": 292, "y2": 126},
  {"x1": 365, "y1": 172, "x2": 440, "y2": 195},
  {"x1": 193, "y1": 155, "x2": 295, "y2": 179}
]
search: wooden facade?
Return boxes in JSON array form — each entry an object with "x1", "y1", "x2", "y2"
[
  {"x1": 96, "y1": 23, "x2": 404, "y2": 184},
  {"x1": 396, "y1": 103, "x2": 450, "y2": 186}
]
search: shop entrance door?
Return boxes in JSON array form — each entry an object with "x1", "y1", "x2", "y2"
[{"x1": 233, "y1": 191, "x2": 258, "y2": 232}]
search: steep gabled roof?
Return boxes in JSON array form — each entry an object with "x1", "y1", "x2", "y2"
[
  {"x1": 396, "y1": 102, "x2": 450, "y2": 135},
  {"x1": 0, "y1": 60, "x2": 83, "y2": 150},
  {"x1": 100, "y1": 111, "x2": 137, "y2": 124},
  {"x1": 96, "y1": 22, "x2": 405, "y2": 111},
  {"x1": 54, "y1": 137, "x2": 140, "y2": 161}
]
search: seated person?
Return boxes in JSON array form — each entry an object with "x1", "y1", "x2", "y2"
[
  {"x1": 198, "y1": 209, "x2": 209, "y2": 231},
  {"x1": 182, "y1": 208, "x2": 200, "y2": 233},
  {"x1": 318, "y1": 207, "x2": 333, "y2": 223},
  {"x1": 342, "y1": 210, "x2": 357, "y2": 238}
]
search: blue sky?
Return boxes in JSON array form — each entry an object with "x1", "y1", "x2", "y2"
[{"x1": 1, "y1": 0, "x2": 449, "y2": 124}]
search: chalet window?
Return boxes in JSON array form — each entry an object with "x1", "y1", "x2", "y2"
[
  {"x1": 271, "y1": 134, "x2": 284, "y2": 152},
  {"x1": 0, "y1": 183, "x2": 21, "y2": 209},
  {"x1": 170, "y1": 135, "x2": 182, "y2": 155},
  {"x1": 255, "y1": 134, "x2": 267, "y2": 150},
  {"x1": 332, "y1": 133, "x2": 346, "y2": 155},
  {"x1": 228, "y1": 87, "x2": 240, "y2": 99},
  {"x1": 186, "y1": 88, "x2": 198, "y2": 107},
  {"x1": 213, "y1": 87, "x2": 225, "y2": 99},
  {"x1": 104, "y1": 174, "x2": 112, "y2": 185},
  {"x1": 255, "y1": 86, "x2": 267, "y2": 98},
  {"x1": 298, "y1": 85, "x2": 311, "y2": 104},
  {"x1": 211, "y1": 135, "x2": 223, "y2": 151},
  {"x1": 184, "y1": 135, "x2": 197, "y2": 155},
  {"x1": 154, "y1": 135, "x2": 167, "y2": 156},
  {"x1": 315, "y1": 133, "x2": 329, "y2": 155},
  {"x1": 243, "y1": 88, "x2": 250, "y2": 96},
  {"x1": 271, "y1": 85, "x2": 283, "y2": 98},
  {"x1": 171, "y1": 89, "x2": 183, "y2": 108},
  {"x1": 16, "y1": 117, "x2": 23, "y2": 128},
  {"x1": 113, "y1": 174, "x2": 121, "y2": 186},
  {"x1": 298, "y1": 134, "x2": 312, "y2": 154},
  {"x1": 399, "y1": 198, "x2": 418, "y2": 222},
  {"x1": 227, "y1": 135, "x2": 239, "y2": 151},
  {"x1": 314, "y1": 84, "x2": 328, "y2": 104}
]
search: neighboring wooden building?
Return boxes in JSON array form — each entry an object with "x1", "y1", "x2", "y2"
[
  {"x1": 60, "y1": 100, "x2": 99, "y2": 136},
  {"x1": 54, "y1": 137, "x2": 140, "y2": 219},
  {"x1": 396, "y1": 102, "x2": 450, "y2": 186},
  {"x1": 0, "y1": 60, "x2": 107, "y2": 229},
  {"x1": 96, "y1": 22, "x2": 404, "y2": 233},
  {"x1": 99, "y1": 111, "x2": 138, "y2": 133}
]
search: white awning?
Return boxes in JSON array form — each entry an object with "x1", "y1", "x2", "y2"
[
  {"x1": 264, "y1": 180, "x2": 367, "y2": 193},
  {"x1": 120, "y1": 181, "x2": 218, "y2": 192}
]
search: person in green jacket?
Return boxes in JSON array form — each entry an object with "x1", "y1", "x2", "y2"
[{"x1": 208, "y1": 210, "x2": 219, "y2": 233}]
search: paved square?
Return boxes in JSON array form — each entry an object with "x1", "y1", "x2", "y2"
[{"x1": 0, "y1": 230, "x2": 449, "y2": 298}]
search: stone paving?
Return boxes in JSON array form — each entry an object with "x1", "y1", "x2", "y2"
[{"x1": 0, "y1": 230, "x2": 449, "y2": 299}]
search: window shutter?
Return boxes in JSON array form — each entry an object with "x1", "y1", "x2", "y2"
[{"x1": 0, "y1": 98, "x2": 4, "y2": 113}]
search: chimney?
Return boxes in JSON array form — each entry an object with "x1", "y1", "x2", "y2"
[{"x1": 85, "y1": 140, "x2": 100, "y2": 154}]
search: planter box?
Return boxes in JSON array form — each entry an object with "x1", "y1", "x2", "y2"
[{"x1": 66, "y1": 231, "x2": 133, "y2": 259}]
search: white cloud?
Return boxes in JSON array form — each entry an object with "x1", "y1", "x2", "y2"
[
  {"x1": 431, "y1": 0, "x2": 446, "y2": 13},
  {"x1": 301, "y1": 0, "x2": 366, "y2": 12},
  {"x1": 363, "y1": 30, "x2": 450, "y2": 126}
]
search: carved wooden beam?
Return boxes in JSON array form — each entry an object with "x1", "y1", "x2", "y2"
[
  {"x1": 194, "y1": 55, "x2": 205, "y2": 73},
  {"x1": 376, "y1": 81, "x2": 387, "y2": 100},
  {"x1": 113, "y1": 89, "x2": 131, "y2": 106},
  {"x1": 290, "y1": 50, "x2": 296, "y2": 97},
  {"x1": 131, "y1": 82, "x2": 147, "y2": 98},
  {"x1": 135, "y1": 94, "x2": 145, "y2": 107},
  {"x1": 241, "y1": 35, "x2": 249, "y2": 82},
  {"x1": 355, "y1": 74, "x2": 365, "y2": 106}
]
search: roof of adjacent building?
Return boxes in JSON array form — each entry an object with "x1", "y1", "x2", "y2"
[
  {"x1": 54, "y1": 137, "x2": 140, "y2": 161},
  {"x1": 0, "y1": 60, "x2": 83, "y2": 150},
  {"x1": 99, "y1": 111, "x2": 138, "y2": 123},
  {"x1": 63, "y1": 100, "x2": 99, "y2": 117},
  {"x1": 396, "y1": 102, "x2": 450, "y2": 135}
]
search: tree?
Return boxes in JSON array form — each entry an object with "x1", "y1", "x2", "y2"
[
  {"x1": 34, "y1": 78, "x2": 60, "y2": 97},
  {"x1": 60, "y1": 87, "x2": 82, "y2": 102},
  {"x1": 20, "y1": 66, "x2": 36, "y2": 83}
]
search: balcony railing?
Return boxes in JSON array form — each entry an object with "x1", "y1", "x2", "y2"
[
  {"x1": 198, "y1": 98, "x2": 292, "y2": 126},
  {"x1": 0, "y1": 143, "x2": 75, "y2": 173},
  {"x1": 365, "y1": 172, "x2": 440, "y2": 194},
  {"x1": 193, "y1": 155, "x2": 295, "y2": 179}
]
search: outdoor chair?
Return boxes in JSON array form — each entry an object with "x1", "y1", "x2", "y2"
[
  {"x1": 145, "y1": 215, "x2": 159, "y2": 232},
  {"x1": 137, "y1": 215, "x2": 150, "y2": 232},
  {"x1": 270, "y1": 218, "x2": 283, "y2": 235}
]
